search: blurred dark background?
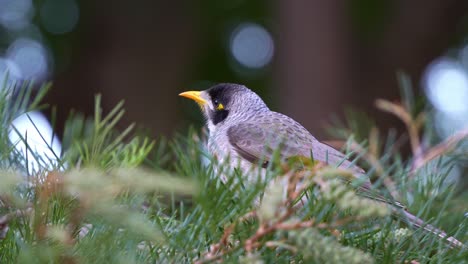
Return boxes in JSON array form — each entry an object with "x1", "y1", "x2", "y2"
[{"x1": 1, "y1": 0, "x2": 468, "y2": 142}]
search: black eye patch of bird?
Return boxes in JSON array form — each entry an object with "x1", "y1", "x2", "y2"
[
  {"x1": 207, "y1": 84, "x2": 232, "y2": 125},
  {"x1": 179, "y1": 83, "x2": 465, "y2": 248}
]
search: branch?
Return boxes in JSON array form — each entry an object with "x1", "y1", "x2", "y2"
[
  {"x1": 410, "y1": 128, "x2": 468, "y2": 173},
  {"x1": 375, "y1": 99, "x2": 424, "y2": 159}
]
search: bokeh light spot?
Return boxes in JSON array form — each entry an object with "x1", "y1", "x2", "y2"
[
  {"x1": 0, "y1": 0, "x2": 33, "y2": 30},
  {"x1": 9, "y1": 111, "x2": 62, "y2": 174},
  {"x1": 423, "y1": 58, "x2": 468, "y2": 115},
  {"x1": 0, "y1": 58, "x2": 22, "y2": 85},
  {"x1": 6, "y1": 38, "x2": 49, "y2": 80},
  {"x1": 40, "y1": 0, "x2": 79, "y2": 35},
  {"x1": 433, "y1": 111, "x2": 468, "y2": 138},
  {"x1": 229, "y1": 23, "x2": 274, "y2": 69}
]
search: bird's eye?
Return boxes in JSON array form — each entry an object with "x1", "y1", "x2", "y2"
[{"x1": 213, "y1": 99, "x2": 224, "y2": 110}]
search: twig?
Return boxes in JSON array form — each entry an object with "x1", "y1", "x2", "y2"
[
  {"x1": 244, "y1": 169, "x2": 326, "y2": 253},
  {"x1": 410, "y1": 128, "x2": 468, "y2": 173},
  {"x1": 196, "y1": 162, "x2": 384, "y2": 263},
  {"x1": 375, "y1": 99, "x2": 468, "y2": 176},
  {"x1": 375, "y1": 99, "x2": 424, "y2": 159},
  {"x1": 276, "y1": 219, "x2": 315, "y2": 230},
  {"x1": 195, "y1": 224, "x2": 236, "y2": 264},
  {"x1": 265, "y1": 240, "x2": 297, "y2": 252},
  {"x1": 239, "y1": 211, "x2": 256, "y2": 222}
]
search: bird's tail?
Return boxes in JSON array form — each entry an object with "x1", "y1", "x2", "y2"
[
  {"x1": 355, "y1": 186, "x2": 465, "y2": 249},
  {"x1": 396, "y1": 208, "x2": 465, "y2": 249}
]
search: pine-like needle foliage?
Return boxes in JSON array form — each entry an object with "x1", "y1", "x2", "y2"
[{"x1": 0, "y1": 73, "x2": 467, "y2": 263}]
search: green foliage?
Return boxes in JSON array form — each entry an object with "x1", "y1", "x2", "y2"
[
  {"x1": 63, "y1": 95, "x2": 154, "y2": 169},
  {"x1": 0, "y1": 74, "x2": 51, "y2": 172},
  {"x1": 0, "y1": 75, "x2": 467, "y2": 263},
  {"x1": 322, "y1": 179, "x2": 390, "y2": 218},
  {"x1": 287, "y1": 228, "x2": 374, "y2": 264}
]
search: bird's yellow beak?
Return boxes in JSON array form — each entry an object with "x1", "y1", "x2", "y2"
[{"x1": 179, "y1": 91, "x2": 207, "y2": 106}]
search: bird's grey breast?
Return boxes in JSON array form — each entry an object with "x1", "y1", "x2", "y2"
[{"x1": 207, "y1": 125, "x2": 231, "y2": 159}]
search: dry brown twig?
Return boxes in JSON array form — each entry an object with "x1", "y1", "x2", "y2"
[
  {"x1": 243, "y1": 169, "x2": 317, "y2": 253},
  {"x1": 375, "y1": 99, "x2": 468, "y2": 176},
  {"x1": 375, "y1": 99, "x2": 425, "y2": 160},
  {"x1": 195, "y1": 169, "x2": 306, "y2": 263},
  {"x1": 195, "y1": 163, "x2": 367, "y2": 264},
  {"x1": 410, "y1": 128, "x2": 468, "y2": 173}
]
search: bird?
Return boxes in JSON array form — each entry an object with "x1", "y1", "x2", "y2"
[{"x1": 179, "y1": 83, "x2": 464, "y2": 248}]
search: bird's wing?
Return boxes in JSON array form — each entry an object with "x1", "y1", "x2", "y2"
[
  {"x1": 227, "y1": 121, "x2": 304, "y2": 167},
  {"x1": 226, "y1": 116, "x2": 362, "y2": 173}
]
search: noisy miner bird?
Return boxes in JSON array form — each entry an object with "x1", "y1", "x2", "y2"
[{"x1": 179, "y1": 83, "x2": 464, "y2": 248}]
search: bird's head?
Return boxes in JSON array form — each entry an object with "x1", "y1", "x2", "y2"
[{"x1": 179, "y1": 83, "x2": 269, "y2": 129}]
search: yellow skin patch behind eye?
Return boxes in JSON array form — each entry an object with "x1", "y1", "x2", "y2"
[{"x1": 217, "y1": 103, "x2": 224, "y2": 110}]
